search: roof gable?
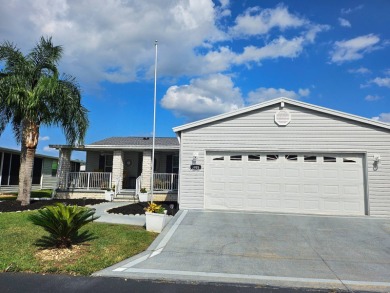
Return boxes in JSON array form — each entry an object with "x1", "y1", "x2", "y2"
[{"x1": 173, "y1": 97, "x2": 390, "y2": 133}]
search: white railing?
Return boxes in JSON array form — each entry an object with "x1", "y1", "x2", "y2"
[
  {"x1": 135, "y1": 175, "x2": 142, "y2": 195},
  {"x1": 63, "y1": 172, "x2": 112, "y2": 190},
  {"x1": 153, "y1": 173, "x2": 178, "y2": 191}
]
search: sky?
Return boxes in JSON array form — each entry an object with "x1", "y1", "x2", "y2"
[{"x1": 0, "y1": 0, "x2": 389, "y2": 160}]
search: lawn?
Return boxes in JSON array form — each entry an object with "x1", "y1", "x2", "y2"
[
  {"x1": 0, "y1": 189, "x2": 53, "y2": 200},
  {"x1": 0, "y1": 211, "x2": 157, "y2": 275}
]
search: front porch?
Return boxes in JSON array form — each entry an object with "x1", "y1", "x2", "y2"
[
  {"x1": 58, "y1": 171, "x2": 178, "y2": 197},
  {"x1": 55, "y1": 147, "x2": 179, "y2": 201}
]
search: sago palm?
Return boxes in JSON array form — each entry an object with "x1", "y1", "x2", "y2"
[
  {"x1": 28, "y1": 203, "x2": 98, "y2": 248},
  {"x1": 0, "y1": 37, "x2": 89, "y2": 205}
]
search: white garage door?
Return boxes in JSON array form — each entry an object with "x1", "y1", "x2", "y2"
[{"x1": 205, "y1": 152, "x2": 365, "y2": 215}]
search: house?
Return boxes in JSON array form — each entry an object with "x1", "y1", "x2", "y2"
[
  {"x1": 0, "y1": 146, "x2": 81, "y2": 194},
  {"x1": 50, "y1": 137, "x2": 179, "y2": 201},
  {"x1": 52, "y1": 97, "x2": 390, "y2": 217},
  {"x1": 174, "y1": 97, "x2": 390, "y2": 217}
]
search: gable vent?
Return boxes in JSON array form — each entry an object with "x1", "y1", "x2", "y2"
[{"x1": 275, "y1": 109, "x2": 291, "y2": 126}]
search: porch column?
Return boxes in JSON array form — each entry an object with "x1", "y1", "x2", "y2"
[
  {"x1": 57, "y1": 148, "x2": 72, "y2": 189},
  {"x1": 141, "y1": 150, "x2": 152, "y2": 191},
  {"x1": 112, "y1": 150, "x2": 124, "y2": 190}
]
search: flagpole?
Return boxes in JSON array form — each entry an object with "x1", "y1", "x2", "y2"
[{"x1": 150, "y1": 40, "x2": 158, "y2": 203}]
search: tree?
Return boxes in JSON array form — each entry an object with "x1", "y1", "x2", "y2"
[{"x1": 0, "y1": 37, "x2": 89, "y2": 205}]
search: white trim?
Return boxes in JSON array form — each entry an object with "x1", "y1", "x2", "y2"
[
  {"x1": 173, "y1": 97, "x2": 390, "y2": 133},
  {"x1": 7, "y1": 153, "x2": 12, "y2": 185}
]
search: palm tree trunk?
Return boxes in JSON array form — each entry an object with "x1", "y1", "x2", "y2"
[
  {"x1": 17, "y1": 135, "x2": 27, "y2": 202},
  {"x1": 17, "y1": 119, "x2": 39, "y2": 206},
  {"x1": 20, "y1": 147, "x2": 35, "y2": 206}
]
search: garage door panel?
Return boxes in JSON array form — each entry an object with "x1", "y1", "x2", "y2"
[
  {"x1": 322, "y1": 169, "x2": 339, "y2": 179},
  {"x1": 205, "y1": 152, "x2": 365, "y2": 216},
  {"x1": 284, "y1": 168, "x2": 300, "y2": 178},
  {"x1": 284, "y1": 199, "x2": 300, "y2": 209},
  {"x1": 266, "y1": 183, "x2": 280, "y2": 192},
  {"x1": 284, "y1": 184, "x2": 300, "y2": 193},
  {"x1": 323, "y1": 185, "x2": 339, "y2": 195}
]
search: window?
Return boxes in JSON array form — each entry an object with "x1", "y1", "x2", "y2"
[
  {"x1": 343, "y1": 158, "x2": 356, "y2": 163},
  {"x1": 51, "y1": 161, "x2": 58, "y2": 177},
  {"x1": 230, "y1": 155, "x2": 242, "y2": 161},
  {"x1": 267, "y1": 155, "x2": 279, "y2": 161},
  {"x1": 285, "y1": 155, "x2": 298, "y2": 161},
  {"x1": 324, "y1": 156, "x2": 336, "y2": 163},
  {"x1": 213, "y1": 156, "x2": 224, "y2": 161},
  {"x1": 248, "y1": 154, "x2": 260, "y2": 161},
  {"x1": 172, "y1": 155, "x2": 179, "y2": 173},
  {"x1": 304, "y1": 155, "x2": 317, "y2": 162}
]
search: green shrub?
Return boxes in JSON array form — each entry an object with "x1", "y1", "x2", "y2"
[{"x1": 28, "y1": 203, "x2": 99, "y2": 249}]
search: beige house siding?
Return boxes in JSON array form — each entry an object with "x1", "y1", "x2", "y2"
[{"x1": 178, "y1": 104, "x2": 390, "y2": 217}]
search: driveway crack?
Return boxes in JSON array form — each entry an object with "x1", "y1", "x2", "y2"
[{"x1": 299, "y1": 230, "x2": 352, "y2": 292}]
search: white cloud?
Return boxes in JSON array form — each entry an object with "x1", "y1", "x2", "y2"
[
  {"x1": 330, "y1": 34, "x2": 381, "y2": 63},
  {"x1": 338, "y1": 17, "x2": 351, "y2": 27},
  {"x1": 0, "y1": 1, "x2": 328, "y2": 92},
  {"x1": 348, "y1": 67, "x2": 371, "y2": 74},
  {"x1": 370, "y1": 77, "x2": 390, "y2": 88},
  {"x1": 247, "y1": 87, "x2": 310, "y2": 104},
  {"x1": 341, "y1": 5, "x2": 364, "y2": 14},
  {"x1": 39, "y1": 136, "x2": 50, "y2": 141},
  {"x1": 365, "y1": 95, "x2": 382, "y2": 101},
  {"x1": 230, "y1": 5, "x2": 306, "y2": 37},
  {"x1": 43, "y1": 146, "x2": 58, "y2": 153},
  {"x1": 372, "y1": 113, "x2": 390, "y2": 123},
  {"x1": 0, "y1": 0, "x2": 226, "y2": 87},
  {"x1": 161, "y1": 74, "x2": 244, "y2": 121}
]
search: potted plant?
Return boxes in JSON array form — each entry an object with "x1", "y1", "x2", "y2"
[
  {"x1": 138, "y1": 187, "x2": 149, "y2": 202},
  {"x1": 104, "y1": 187, "x2": 114, "y2": 201},
  {"x1": 145, "y1": 202, "x2": 168, "y2": 233}
]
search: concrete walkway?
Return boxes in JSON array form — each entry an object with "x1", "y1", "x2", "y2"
[
  {"x1": 89, "y1": 202, "x2": 146, "y2": 226},
  {"x1": 94, "y1": 210, "x2": 390, "y2": 292}
]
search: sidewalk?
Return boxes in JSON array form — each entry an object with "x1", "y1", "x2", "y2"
[{"x1": 89, "y1": 202, "x2": 146, "y2": 226}]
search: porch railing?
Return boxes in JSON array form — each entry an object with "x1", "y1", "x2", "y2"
[
  {"x1": 62, "y1": 172, "x2": 112, "y2": 190},
  {"x1": 153, "y1": 173, "x2": 178, "y2": 191}
]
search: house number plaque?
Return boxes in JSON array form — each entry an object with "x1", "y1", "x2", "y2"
[{"x1": 190, "y1": 164, "x2": 201, "y2": 170}]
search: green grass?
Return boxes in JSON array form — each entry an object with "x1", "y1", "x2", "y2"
[
  {"x1": 30, "y1": 189, "x2": 53, "y2": 198},
  {"x1": 0, "y1": 189, "x2": 53, "y2": 201},
  {"x1": 0, "y1": 211, "x2": 157, "y2": 275}
]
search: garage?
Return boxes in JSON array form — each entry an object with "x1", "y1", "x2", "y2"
[
  {"x1": 174, "y1": 98, "x2": 390, "y2": 217},
  {"x1": 205, "y1": 152, "x2": 365, "y2": 215}
]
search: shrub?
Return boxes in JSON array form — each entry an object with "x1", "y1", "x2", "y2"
[
  {"x1": 144, "y1": 202, "x2": 165, "y2": 214},
  {"x1": 28, "y1": 203, "x2": 99, "y2": 248}
]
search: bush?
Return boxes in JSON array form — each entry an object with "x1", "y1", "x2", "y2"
[{"x1": 28, "y1": 203, "x2": 99, "y2": 248}]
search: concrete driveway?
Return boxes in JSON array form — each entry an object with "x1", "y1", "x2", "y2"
[{"x1": 94, "y1": 210, "x2": 390, "y2": 292}]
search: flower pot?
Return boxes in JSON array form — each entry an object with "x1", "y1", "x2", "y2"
[
  {"x1": 138, "y1": 192, "x2": 149, "y2": 202},
  {"x1": 104, "y1": 190, "x2": 114, "y2": 201},
  {"x1": 145, "y1": 212, "x2": 169, "y2": 233}
]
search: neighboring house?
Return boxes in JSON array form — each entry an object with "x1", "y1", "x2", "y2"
[
  {"x1": 174, "y1": 97, "x2": 390, "y2": 217},
  {"x1": 0, "y1": 146, "x2": 81, "y2": 194},
  {"x1": 50, "y1": 137, "x2": 179, "y2": 201}
]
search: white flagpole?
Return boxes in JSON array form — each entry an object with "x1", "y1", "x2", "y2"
[{"x1": 150, "y1": 40, "x2": 158, "y2": 203}]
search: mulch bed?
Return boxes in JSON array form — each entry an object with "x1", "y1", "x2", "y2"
[
  {"x1": 0, "y1": 199, "x2": 107, "y2": 213},
  {"x1": 107, "y1": 201, "x2": 179, "y2": 216}
]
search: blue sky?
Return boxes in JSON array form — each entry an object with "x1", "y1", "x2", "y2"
[{"x1": 0, "y1": 0, "x2": 389, "y2": 160}]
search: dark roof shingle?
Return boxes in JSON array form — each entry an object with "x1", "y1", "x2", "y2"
[{"x1": 89, "y1": 137, "x2": 179, "y2": 147}]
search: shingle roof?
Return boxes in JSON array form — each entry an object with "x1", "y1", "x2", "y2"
[{"x1": 89, "y1": 136, "x2": 179, "y2": 147}]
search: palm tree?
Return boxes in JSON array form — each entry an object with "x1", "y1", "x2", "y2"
[{"x1": 0, "y1": 37, "x2": 89, "y2": 206}]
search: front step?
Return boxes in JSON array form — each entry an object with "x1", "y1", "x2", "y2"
[{"x1": 114, "y1": 190, "x2": 138, "y2": 203}]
